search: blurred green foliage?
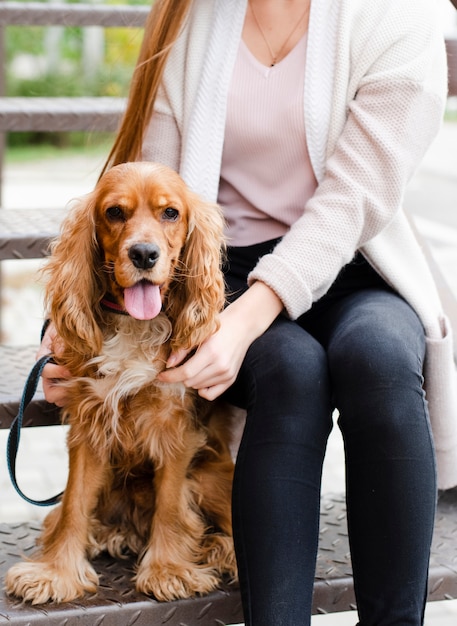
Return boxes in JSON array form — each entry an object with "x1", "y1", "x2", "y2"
[{"x1": 5, "y1": 0, "x2": 150, "y2": 147}]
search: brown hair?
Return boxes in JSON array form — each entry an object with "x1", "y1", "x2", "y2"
[{"x1": 100, "y1": 0, "x2": 193, "y2": 176}]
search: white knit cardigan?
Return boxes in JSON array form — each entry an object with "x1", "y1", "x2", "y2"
[{"x1": 142, "y1": 0, "x2": 457, "y2": 488}]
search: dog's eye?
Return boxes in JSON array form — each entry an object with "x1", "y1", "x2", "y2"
[
  {"x1": 106, "y1": 206, "x2": 125, "y2": 221},
  {"x1": 162, "y1": 207, "x2": 179, "y2": 222}
]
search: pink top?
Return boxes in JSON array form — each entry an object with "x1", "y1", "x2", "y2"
[{"x1": 218, "y1": 33, "x2": 317, "y2": 246}]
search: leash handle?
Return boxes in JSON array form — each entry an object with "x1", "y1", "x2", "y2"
[{"x1": 7, "y1": 355, "x2": 64, "y2": 507}]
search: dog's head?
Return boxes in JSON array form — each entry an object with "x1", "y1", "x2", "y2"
[{"x1": 45, "y1": 162, "x2": 226, "y2": 369}]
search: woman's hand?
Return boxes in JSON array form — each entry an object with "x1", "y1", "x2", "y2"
[
  {"x1": 37, "y1": 322, "x2": 72, "y2": 407},
  {"x1": 157, "y1": 281, "x2": 283, "y2": 400}
]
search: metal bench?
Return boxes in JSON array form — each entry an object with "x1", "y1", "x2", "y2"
[{"x1": 1, "y1": 3, "x2": 457, "y2": 624}]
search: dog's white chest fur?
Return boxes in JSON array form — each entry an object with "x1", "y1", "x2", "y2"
[{"x1": 81, "y1": 313, "x2": 186, "y2": 427}]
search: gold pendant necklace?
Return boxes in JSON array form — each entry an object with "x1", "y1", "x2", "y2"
[{"x1": 249, "y1": 1, "x2": 310, "y2": 67}]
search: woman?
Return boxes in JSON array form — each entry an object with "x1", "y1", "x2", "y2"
[{"x1": 41, "y1": 0, "x2": 457, "y2": 624}]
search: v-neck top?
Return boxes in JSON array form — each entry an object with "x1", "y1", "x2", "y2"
[{"x1": 218, "y1": 32, "x2": 317, "y2": 246}]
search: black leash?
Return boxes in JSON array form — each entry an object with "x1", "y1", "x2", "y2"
[{"x1": 7, "y1": 354, "x2": 64, "y2": 507}]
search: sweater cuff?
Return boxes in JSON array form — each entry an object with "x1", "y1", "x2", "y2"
[{"x1": 248, "y1": 253, "x2": 312, "y2": 320}]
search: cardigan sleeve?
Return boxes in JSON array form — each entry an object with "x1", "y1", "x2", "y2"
[{"x1": 249, "y1": 0, "x2": 448, "y2": 320}]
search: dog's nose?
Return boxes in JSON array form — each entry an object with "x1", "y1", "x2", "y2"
[{"x1": 128, "y1": 243, "x2": 160, "y2": 270}]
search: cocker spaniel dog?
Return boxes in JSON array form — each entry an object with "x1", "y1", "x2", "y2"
[{"x1": 5, "y1": 162, "x2": 236, "y2": 604}]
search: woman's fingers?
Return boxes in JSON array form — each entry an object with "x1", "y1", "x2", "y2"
[
  {"x1": 37, "y1": 321, "x2": 72, "y2": 406},
  {"x1": 41, "y1": 361, "x2": 72, "y2": 407}
]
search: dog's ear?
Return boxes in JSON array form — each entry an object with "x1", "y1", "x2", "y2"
[
  {"x1": 166, "y1": 194, "x2": 226, "y2": 352},
  {"x1": 43, "y1": 192, "x2": 104, "y2": 371}
]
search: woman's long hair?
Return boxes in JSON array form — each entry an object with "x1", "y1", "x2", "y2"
[{"x1": 100, "y1": 0, "x2": 193, "y2": 176}]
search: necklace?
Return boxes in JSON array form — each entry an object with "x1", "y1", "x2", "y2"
[{"x1": 249, "y1": 1, "x2": 310, "y2": 67}]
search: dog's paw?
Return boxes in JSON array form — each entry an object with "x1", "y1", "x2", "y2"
[
  {"x1": 202, "y1": 534, "x2": 238, "y2": 582},
  {"x1": 135, "y1": 561, "x2": 220, "y2": 601},
  {"x1": 88, "y1": 522, "x2": 143, "y2": 560},
  {"x1": 5, "y1": 559, "x2": 98, "y2": 604}
]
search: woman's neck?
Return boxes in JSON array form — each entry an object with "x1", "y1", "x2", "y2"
[{"x1": 243, "y1": 0, "x2": 311, "y2": 67}]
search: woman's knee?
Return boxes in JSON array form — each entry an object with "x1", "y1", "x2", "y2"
[
  {"x1": 327, "y1": 291, "x2": 430, "y2": 445},
  {"x1": 327, "y1": 291, "x2": 426, "y2": 391},
  {"x1": 228, "y1": 317, "x2": 333, "y2": 443},
  {"x1": 246, "y1": 317, "x2": 330, "y2": 400}
]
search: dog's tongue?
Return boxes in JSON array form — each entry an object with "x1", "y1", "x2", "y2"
[{"x1": 123, "y1": 282, "x2": 162, "y2": 320}]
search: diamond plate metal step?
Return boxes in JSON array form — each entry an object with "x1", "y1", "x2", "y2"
[
  {"x1": 0, "y1": 208, "x2": 63, "y2": 260},
  {"x1": 0, "y1": 2, "x2": 149, "y2": 28},
  {"x1": 0, "y1": 491, "x2": 456, "y2": 623},
  {"x1": 0, "y1": 97, "x2": 126, "y2": 133},
  {"x1": 0, "y1": 522, "x2": 242, "y2": 625}
]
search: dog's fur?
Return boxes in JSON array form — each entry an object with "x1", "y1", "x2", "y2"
[{"x1": 5, "y1": 162, "x2": 236, "y2": 604}]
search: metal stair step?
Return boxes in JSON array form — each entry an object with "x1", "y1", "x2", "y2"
[
  {"x1": 0, "y1": 208, "x2": 64, "y2": 259},
  {"x1": 0, "y1": 97, "x2": 126, "y2": 132}
]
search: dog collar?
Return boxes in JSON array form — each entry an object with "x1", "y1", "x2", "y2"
[{"x1": 100, "y1": 295, "x2": 130, "y2": 316}]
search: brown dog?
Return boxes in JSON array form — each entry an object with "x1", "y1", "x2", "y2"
[{"x1": 5, "y1": 162, "x2": 236, "y2": 604}]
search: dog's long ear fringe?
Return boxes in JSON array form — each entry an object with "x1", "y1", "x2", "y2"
[
  {"x1": 43, "y1": 193, "x2": 104, "y2": 371},
  {"x1": 166, "y1": 195, "x2": 226, "y2": 352}
]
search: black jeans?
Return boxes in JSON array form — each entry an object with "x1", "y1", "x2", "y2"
[{"x1": 224, "y1": 244, "x2": 436, "y2": 626}]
